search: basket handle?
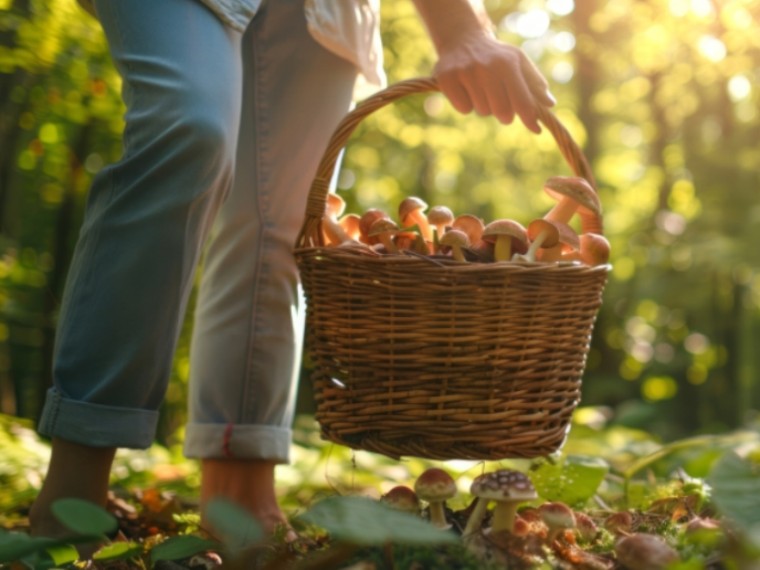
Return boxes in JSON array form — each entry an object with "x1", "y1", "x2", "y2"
[{"x1": 296, "y1": 76, "x2": 601, "y2": 249}]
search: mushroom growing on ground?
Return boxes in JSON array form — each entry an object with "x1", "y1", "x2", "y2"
[
  {"x1": 614, "y1": 533, "x2": 680, "y2": 570},
  {"x1": 462, "y1": 469, "x2": 538, "y2": 537},
  {"x1": 399, "y1": 196, "x2": 433, "y2": 244},
  {"x1": 538, "y1": 502, "x2": 576, "y2": 544},
  {"x1": 414, "y1": 468, "x2": 457, "y2": 530},
  {"x1": 574, "y1": 511, "x2": 599, "y2": 543},
  {"x1": 438, "y1": 229, "x2": 470, "y2": 262},
  {"x1": 381, "y1": 485, "x2": 421, "y2": 516},
  {"x1": 482, "y1": 219, "x2": 529, "y2": 262},
  {"x1": 543, "y1": 176, "x2": 601, "y2": 232},
  {"x1": 367, "y1": 218, "x2": 401, "y2": 254},
  {"x1": 512, "y1": 218, "x2": 561, "y2": 262}
]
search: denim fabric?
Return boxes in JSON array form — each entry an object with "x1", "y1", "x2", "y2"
[{"x1": 37, "y1": 0, "x2": 357, "y2": 461}]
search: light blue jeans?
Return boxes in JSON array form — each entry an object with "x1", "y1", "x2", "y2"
[{"x1": 37, "y1": 0, "x2": 357, "y2": 462}]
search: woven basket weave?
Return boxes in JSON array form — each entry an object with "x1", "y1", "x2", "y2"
[{"x1": 294, "y1": 77, "x2": 609, "y2": 461}]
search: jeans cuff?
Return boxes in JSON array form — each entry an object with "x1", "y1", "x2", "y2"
[
  {"x1": 183, "y1": 422, "x2": 292, "y2": 463},
  {"x1": 37, "y1": 388, "x2": 159, "y2": 448}
]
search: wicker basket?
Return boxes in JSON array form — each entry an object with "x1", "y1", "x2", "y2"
[{"x1": 294, "y1": 77, "x2": 609, "y2": 461}]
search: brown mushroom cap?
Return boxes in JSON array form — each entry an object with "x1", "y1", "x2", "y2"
[
  {"x1": 399, "y1": 196, "x2": 428, "y2": 222},
  {"x1": 527, "y1": 219, "x2": 561, "y2": 249},
  {"x1": 482, "y1": 219, "x2": 529, "y2": 260},
  {"x1": 427, "y1": 205, "x2": 455, "y2": 233},
  {"x1": 538, "y1": 502, "x2": 576, "y2": 542},
  {"x1": 452, "y1": 214, "x2": 485, "y2": 246},
  {"x1": 614, "y1": 533, "x2": 680, "y2": 570},
  {"x1": 414, "y1": 468, "x2": 457, "y2": 502},
  {"x1": 326, "y1": 192, "x2": 347, "y2": 219},
  {"x1": 382, "y1": 485, "x2": 421, "y2": 515},
  {"x1": 399, "y1": 196, "x2": 433, "y2": 243},
  {"x1": 470, "y1": 469, "x2": 538, "y2": 503},
  {"x1": 438, "y1": 229, "x2": 470, "y2": 261},
  {"x1": 359, "y1": 208, "x2": 391, "y2": 244},
  {"x1": 339, "y1": 213, "x2": 362, "y2": 241},
  {"x1": 538, "y1": 221, "x2": 580, "y2": 262},
  {"x1": 368, "y1": 218, "x2": 400, "y2": 254},
  {"x1": 543, "y1": 176, "x2": 600, "y2": 220},
  {"x1": 579, "y1": 233, "x2": 611, "y2": 266}
]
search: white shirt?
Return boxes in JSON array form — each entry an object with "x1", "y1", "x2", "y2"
[{"x1": 77, "y1": 0, "x2": 386, "y2": 97}]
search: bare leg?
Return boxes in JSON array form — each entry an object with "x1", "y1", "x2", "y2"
[
  {"x1": 29, "y1": 438, "x2": 116, "y2": 538},
  {"x1": 200, "y1": 458, "x2": 295, "y2": 541}
]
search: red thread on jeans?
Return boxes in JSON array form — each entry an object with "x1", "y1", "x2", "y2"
[{"x1": 222, "y1": 423, "x2": 234, "y2": 457}]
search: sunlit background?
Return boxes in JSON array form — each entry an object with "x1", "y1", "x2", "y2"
[{"x1": 1, "y1": 0, "x2": 759, "y2": 449}]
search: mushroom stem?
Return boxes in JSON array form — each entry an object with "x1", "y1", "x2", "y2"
[
  {"x1": 491, "y1": 502, "x2": 519, "y2": 533},
  {"x1": 545, "y1": 197, "x2": 578, "y2": 225},
  {"x1": 428, "y1": 501, "x2": 448, "y2": 529},
  {"x1": 462, "y1": 498, "x2": 490, "y2": 537},
  {"x1": 493, "y1": 236, "x2": 513, "y2": 262},
  {"x1": 518, "y1": 228, "x2": 550, "y2": 262},
  {"x1": 322, "y1": 216, "x2": 352, "y2": 246}
]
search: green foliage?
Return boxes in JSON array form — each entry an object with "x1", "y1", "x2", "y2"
[{"x1": 529, "y1": 454, "x2": 610, "y2": 507}]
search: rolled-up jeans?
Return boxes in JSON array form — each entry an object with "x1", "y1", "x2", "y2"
[{"x1": 37, "y1": 0, "x2": 357, "y2": 463}]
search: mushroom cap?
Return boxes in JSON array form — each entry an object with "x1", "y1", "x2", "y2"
[
  {"x1": 326, "y1": 192, "x2": 346, "y2": 218},
  {"x1": 527, "y1": 218, "x2": 561, "y2": 248},
  {"x1": 614, "y1": 533, "x2": 679, "y2": 570},
  {"x1": 382, "y1": 485, "x2": 421, "y2": 514},
  {"x1": 427, "y1": 205, "x2": 455, "y2": 228},
  {"x1": 470, "y1": 469, "x2": 537, "y2": 503},
  {"x1": 367, "y1": 217, "x2": 399, "y2": 237},
  {"x1": 359, "y1": 209, "x2": 391, "y2": 241},
  {"x1": 414, "y1": 468, "x2": 457, "y2": 502},
  {"x1": 438, "y1": 228, "x2": 470, "y2": 250},
  {"x1": 399, "y1": 196, "x2": 428, "y2": 222},
  {"x1": 482, "y1": 219, "x2": 529, "y2": 248},
  {"x1": 579, "y1": 233, "x2": 611, "y2": 266},
  {"x1": 544, "y1": 176, "x2": 601, "y2": 216},
  {"x1": 452, "y1": 214, "x2": 485, "y2": 244},
  {"x1": 339, "y1": 213, "x2": 362, "y2": 240},
  {"x1": 538, "y1": 502, "x2": 576, "y2": 531}
]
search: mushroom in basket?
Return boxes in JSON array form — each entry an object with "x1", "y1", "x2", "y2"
[
  {"x1": 512, "y1": 218, "x2": 560, "y2": 262},
  {"x1": 482, "y1": 219, "x2": 529, "y2": 262},
  {"x1": 321, "y1": 193, "x2": 354, "y2": 246},
  {"x1": 367, "y1": 217, "x2": 401, "y2": 254},
  {"x1": 359, "y1": 208, "x2": 391, "y2": 245},
  {"x1": 427, "y1": 205, "x2": 455, "y2": 247},
  {"x1": 399, "y1": 196, "x2": 433, "y2": 245},
  {"x1": 438, "y1": 228, "x2": 470, "y2": 262},
  {"x1": 543, "y1": 176, "x2": 601, "y2": 229}
]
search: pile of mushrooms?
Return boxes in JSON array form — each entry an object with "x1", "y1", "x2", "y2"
[{"x1": 320, "y1": 176, "x2": 610, "y2": 267}]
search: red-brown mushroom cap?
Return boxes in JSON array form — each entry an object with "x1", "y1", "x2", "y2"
[
  {"x1": 399, "y1": 196, "x2": 433, "y2": 242},
  {"x1": 438, "y1": 229, "x2": 470, "y2": 262},
  {"x1": 543, "y1": 176, "x2": 601, "y2": 224},
  {"x1": 368, "y1": 217, "x2": 400, "y2": 254},
  {"x1": 427, "y1": 205, "x2": 455, "y2": 236},
  {"x1": 339, "y1": 213, "x2": 362, "y2": 242},
  {"x1": 537, "y1": 221, "x2": 580, "y2": 262},
  {"x1": 482, "y1": 219, "x2": 529, "y2": 261},
  {"x1": 359, "y1": 208, "x2": 391, "y2": 244},
  {"x1": 614, "y1": 533, "x2": 680, "y2": 570},
  {"x1": 578, "y1": 233, "x2": 611, "y2": 266},
  {"x1": 382, "y1": 485, "x2": 421, "y2": 515},
  {"x1": 452, "y1": 214, "x2": 485, "y2": 246},
  {"x1": 538, "y1": 502, "x2": 576, "y2": 543},
  {"x1": 326, "y1": 192, "x2": 347, "y2": 219}
]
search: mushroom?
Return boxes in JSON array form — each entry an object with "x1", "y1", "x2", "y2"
[
  {"x1": 538, "y1": 502, "x2": 576, "y2": 544},
  {"x1": 512, "y1": 219, "x2": 561, "y2": 262},
  {"x1": 321, "y1": 193, "x2": 353, "y2": 245},
  {"x1": 574, "y1": 511, "x2": 599, "y2": 543},
  {"x1": 338, "y1": 213, "x2": 362, "y2": 242},
  {"x1": 426, "y1": 205, "x2": 455, "y2": 243},
  {"x1": 542, "y1": 176, "x2": 601, "y2": 231},
  {"x1": 614, "y1": 533, "x2": 679, "y2": 570},
  {"x1": 537, "y1": 221, "x2": 580, "y2": 262},
  {"x1": 414, "y1": 468, "x2": 457, "y2": 530},
  {"x1": 438, "y1": 229, "x2": 470, "y2": 262},
  {"x1": 381, "y1": 485, "x2": 421, "y2": 516},
  {"x1": 577, "y1": 232, "x2": 611, "y2": 266},
  {"x1": 482, "y1": 219, "x2": 529, "y2": 262},
  {"x1": 452, "y1": 214, "x2": 485, "y2": 250},
  {"x1": 399, "y1": 197, "x2": 433, "y2": 244},
  {"x1": 358, "y1": 208, "x2": 391, "y2": 245},
  {"x1": 604, "y1": 511, "x2": 633, "y2": 537},
  {"x1": 462, "y1": 469, "x2": 538, "y2": 537},
  {"x1": 368, "y1": 218, "x2": 401, "y2": 254}
]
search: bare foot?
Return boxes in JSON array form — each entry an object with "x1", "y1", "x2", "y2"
[{"x1": 201, "y1": 458, "x2": 296, "y2": 542}]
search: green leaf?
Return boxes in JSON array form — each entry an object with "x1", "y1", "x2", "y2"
[
  {"x1": 299, "y1": 495, "x2": 457, "y2": 546},
  {"x1": 44, "y1": 542, "x2": 79, "y2": 565},
  {"x1": 93, "y1": 540, "x2": 143, "y2": 561},
  {"x1": 50, "y1": 498, "x2": 118, "y2": 537},
  {"x1": 150, "y1": 535, "x2": 218, "y2": 563},
  {"x1": 530, "y1": 455, "x2": 609, "y2": 506},
  {"x1": 203, "y1": 499, "x2": 263, "y2": 549},
  {"x1": 708, "y1": 451, "x2": 760, "y2": 536},
  {"x1": 0, "y1": 532, "x2": 61, "y2": 563}
]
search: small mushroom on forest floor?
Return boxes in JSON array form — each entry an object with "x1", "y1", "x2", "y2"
[
  {"x1": 538, "y1": 501, "x2": 576, "y2": 544},
  {"x1": 482, "y1": 219, "x2": 529, "y2": 262},
  {"x1": 462, "y1": 469, "x2": 538, "y2": 538},
  {"x1": 414, "y1": 468, "x2": 457, "y2": 530},
  {"x1": 381, "y1": 485, "x2": 421, "y2": 516},
  {"x1": 614, "y1": 533, "x2": 679, "y2": 570},
  {"x1": 438, "y1": 229, "x2": 470, "y2": 262}
]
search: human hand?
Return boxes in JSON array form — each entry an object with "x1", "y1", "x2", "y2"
[{"x1": 433, "y1": 31, "x2": 556, "y2": 133}]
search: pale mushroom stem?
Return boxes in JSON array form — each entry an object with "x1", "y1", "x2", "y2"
[
  {"x1": 379, "y1": 233, "x2": 399, "y2": 254},
  {"x1": 491, "y1": 502, "x2": 520, "y2": 533},
  {"x1": 428, "y1": 501, "x2": 448, "y2": 529},
  {"x1": 322, "y1": 216, "x2": 352, "y2": 246},
  {"x1": 462, "y1": 499, "x2": 490, "y2": 537},
  {"x1": 408, "y1": 211, "x2": 434, "y2": 243},
  {"x1": 451, "y1": 244, "x2": 466, "y2": 262},
  {"x1": 520, "y1": 229, "x2": 550, "y2": 262},
  {"x1": 545, "y1": 197, "x2": 578, "y2": 225}
]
